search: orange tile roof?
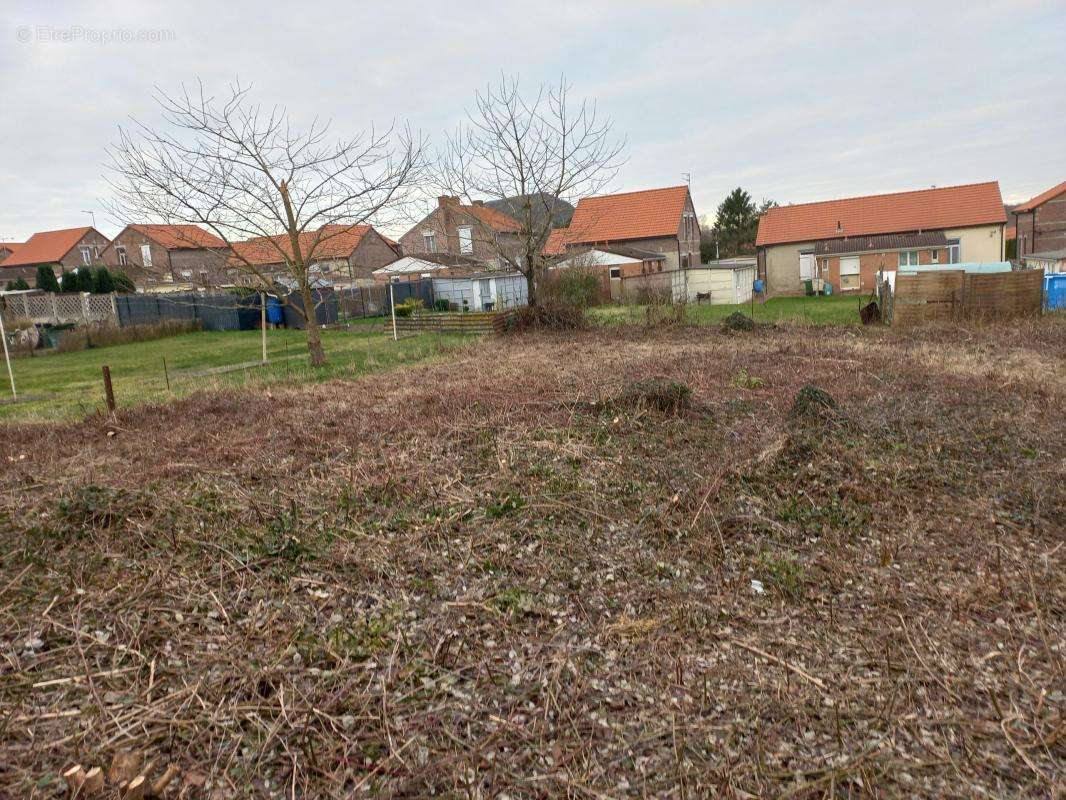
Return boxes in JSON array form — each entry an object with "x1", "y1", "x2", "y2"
[
  {"x1": 231, "y1": 225, "x2": 374, "y2": 267},
  {"x1": 1014, "y1": 180, "x2": 1066, "y2": 213},
  {"x1": 129, "y1": 224, "x2": 226, "y2": 250},
  {"x1": 542, "y1": 228, "x2": 572, "y2": 256},
  {"x1": 1, "y1": 227, "x2": 101, "y2": 267},
  {"x1": 756, "y1": 182, "x2": 1006, "y2": 247},
  {"x1": 0, "y1": 242, "x2": 25, "y2": 261},
  {"x1": 565, "y1": 186, "x2": 690, "y2": 244},
  {"x1": 1005, "y1": 225, "x2": 1016, "y2": 241}
]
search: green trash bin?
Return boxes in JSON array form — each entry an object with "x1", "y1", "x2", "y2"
[{"x1": 803, "y1": 279, "x2": 815, "y2": 296}]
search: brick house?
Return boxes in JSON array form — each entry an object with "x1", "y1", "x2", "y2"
[
  {"x1": 101, "y1": 224, "x2": 229, "y2": 289},
  {"x1": 229, "y1": 225, "x2": 398, "y2": 287},
  {"x1": 0, "y1": 243, "x2": 24, "y2": 264},
  {"x1": 1011, "y1": 180, "x2": 1066, "y2": 259},
  {"x1": 543, "y1": 186, "x2": 701, "y2": 271},
  {"x1": 398, "y1": 197, "x2": 522, "y2": 263},
  {"x1": 756, "y1": 182, "x2": 1007, "y2": 294},
  {"x1": 0, "y1": 227, "x2": 110, "y2": 286}
]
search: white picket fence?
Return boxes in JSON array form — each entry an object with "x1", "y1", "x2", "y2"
[{"x1": 2, "y1": 292, "x2": 118, "y2": 326}]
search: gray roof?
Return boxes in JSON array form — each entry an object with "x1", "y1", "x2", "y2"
[
  {"x1": 600, "y1": 244, "x2": 666, "y2": 261},
  {"x1": 1023, "y1": 249, "x2": 1066, "y2": 260},
  {"x1": 814, "y1": 231, "x2": 948, "y2": 256}
]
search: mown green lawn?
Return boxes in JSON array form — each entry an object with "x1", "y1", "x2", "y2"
[
  {"x1": 0, "y1": 321, "x2": 472, "y2": 422},
  {"x1": 588, "y1": 294, "x2": 869, "y2": 327}
]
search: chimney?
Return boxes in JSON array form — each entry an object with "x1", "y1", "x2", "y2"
[{"x1": 438, "y1": 195, "x2": 459, "y2": 209}]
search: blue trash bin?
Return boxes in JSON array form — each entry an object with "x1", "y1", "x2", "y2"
[{"x1": 753, "y1": 279, "x2": 765, "y2": 294}]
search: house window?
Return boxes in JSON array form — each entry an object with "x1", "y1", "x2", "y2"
[
  {"x1": 140, "y1": 243, "x2": 153, "y2": 267},
  {"x1": 458, "y1": 226, "x2": 473, "y2": 254},
  {"x1": 898, "y1": 250, "x2": 919, "y2": 267},
  {"x1": 931, "y1": 250, "x2": 939, "y2": 263},
  {"x1": 116, "y1": 246, "x2": 128, "y2": 267},
  {"x1": 80, "y1": 247, "x2": 92, "y2": 265},
  {"x1": 946, "y1": 238, "x2": 961, "y2": 263},
  {"x1": 422, "y1": 230, "x2": 437, "y2": 253},
  {"x1": 681, "y1": 253, "x2": 690, "y2": 269},
  {"x1": 609, "y1": 267, "x2": 621, "y2": 279}
]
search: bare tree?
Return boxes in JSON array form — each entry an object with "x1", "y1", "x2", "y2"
[
  {"x1": 437, "y1": 76, "x2": 624, "y2": 307},
  {"x1": 106, "y1": 80, "x2": 425, "y2": 364}
]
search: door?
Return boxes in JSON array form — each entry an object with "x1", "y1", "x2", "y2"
[
  {"x1": 609, "y1": 267, "x2": 622, "y2": 301},
  {"x1": 799, "y1": 252, "x2": 814, "y2": 281},
  {"x1": 478, "y1": 278, "x2": 493, "y2": 311}
]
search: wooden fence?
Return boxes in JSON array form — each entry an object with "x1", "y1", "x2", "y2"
[
  {"x1": 892, "y1": 269, "x2": 1044, "y2": 326},
  {"x1": 391, "y1": 310, "x2": 516, "y2": 335}
]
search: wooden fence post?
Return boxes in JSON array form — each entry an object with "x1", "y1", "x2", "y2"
[{"x1": 102, "y1": 365, "x2": 115, "y2": 414}]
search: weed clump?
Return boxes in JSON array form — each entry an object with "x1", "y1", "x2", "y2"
[
  {"x1": 614, "y1": 378, "x2": 692, "y2": 413},
  {"x1": 721, "y1": 311, "x2": 756, "y2": 333},
  {"x1": 790, "y1": 384, "x2": 839, "y2": 422},
  {"x1": 510, "y1": 299, "x2": 586, "y2": 332}
]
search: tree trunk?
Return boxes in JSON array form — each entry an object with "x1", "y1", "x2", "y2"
[
  {"x1": 301, "y1": 280, "x2": 326, "y2": 366},
  {"x1": 525, "y1": 268, "x2": 538, "y2": 308}
]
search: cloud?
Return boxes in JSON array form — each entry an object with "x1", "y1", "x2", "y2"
[{"x1": 0, "y1": 0, "x2": 1062, "y2": 241}]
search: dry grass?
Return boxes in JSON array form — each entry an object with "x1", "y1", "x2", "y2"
[{"x1": 0, "y1": 317, "x2": 1063, "y2": 798}]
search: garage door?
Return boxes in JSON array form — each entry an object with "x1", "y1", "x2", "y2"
[{"x1": 840, "y1": 257, "x2": 860, "y2": 291}]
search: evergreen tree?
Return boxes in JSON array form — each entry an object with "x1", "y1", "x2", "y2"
[
  {"x1": 111, "y1": 271, "x2": 136, "y2": 293},
  {"x1": 92, "y1": 267, "x2": 115, "y2": 294},
  {"x1": 5, "y1": 278, "x2": 30, "y2": 291},
  {"x1": 59, "y1": 269, "x2": 77, "y2": 292},
  {"x1": 714, "y1": 188, "x2": 758, "y2": 258},
  {"x1": 35, "y1": 265, "x2": 61, "y2": 292},
  {"x1": 75, "y1": 268, "x2": 94, "y2": 293}
]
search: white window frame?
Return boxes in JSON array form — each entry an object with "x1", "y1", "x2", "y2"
[
  {"x1": 458, "y1": 225, "x2": 473, "y2": 254},
  {"x1": 931, "y1": 249, "x2": 939, "y2": 263},
  {"x1": 116, "y1": 245, "x2": 128, "y2": 267},
  {"x1": 80, "y1": 246, "x2": 92, "y2": 265},
  {"x1": 422, "y1": 230, "x2": 437, "y2": 253},
  {"x1": 140, "y1": 243, "x2": 153, "y2": 267},
  {"x1": 898, "y1": 250, "x2": 919, "y2": 268},
  {"x1": 946, "y1": 239, "x2": 961, "y2": 264}
]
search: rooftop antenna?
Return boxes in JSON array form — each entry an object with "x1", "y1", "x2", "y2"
[
  {"x1": 681, "y1": 172, "x2": 691, "y2": 186},
  {"x1": 82, "y1": 210, "x2": 96, "y2": 228}
]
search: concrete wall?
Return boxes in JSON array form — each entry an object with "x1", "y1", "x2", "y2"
[
  {"x1": 682, "y1": 267, "x2": 754, "y2": 304},
  {"x1": 945, "y1": 224, "x2": 1004, "y2": 264},
  {"x1": 760, "y1": 240, "x2": 812, "y2": 294}
]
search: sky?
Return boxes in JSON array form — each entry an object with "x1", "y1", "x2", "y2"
[{"x1": 1, "y1": 0, "x2": 1064, "y2": 242}]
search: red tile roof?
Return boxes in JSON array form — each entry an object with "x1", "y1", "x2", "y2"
[
  {"x1": 231, "y1": 225, "x2": 374, "y2": 266},
  {"x1": 0, "y1": 242, "x2": 25, "y2": 263},
  {"x1": 1014, "y1": 180, "x2": 1066, "y2": 213},
  {"x1": 129, "y1": 224, "x2": 226, "y2": 250},
  {"x1": 1, "y1": 227, "x2": 101, "y2": 267},
  {"x1": 1005, "y1": 225, "x2": 1016, "y2": 241},
  {"x1": 756, "y1": 182, "x2": 1006, "y2": 247},
  {"x1": 565, "y1": 186, "x2": 691, "y2": 244}
]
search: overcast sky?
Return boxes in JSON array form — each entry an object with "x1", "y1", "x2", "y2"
[{"x1": 1, "y1": 0, "x2": 1063, "y2": 242}]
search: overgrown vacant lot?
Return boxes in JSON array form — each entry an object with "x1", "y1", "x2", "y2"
[{"x1": 1, "y1": 318, "x2": 1063, "y2": 798}]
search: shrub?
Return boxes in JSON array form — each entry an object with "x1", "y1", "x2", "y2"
[
  {"x1": 36, "y1": 266, "x2": 60, "y2": 292},
  {"x1": 111, "y1": 271, "x2": 136, "y2": 294},
  {"x1": 59, "y1": 270, "x2": 77, "y2": 293},
  {"x1": 5, "y1": 278, "x2": 30, "y2": 291},
  {"x1": 75, "y1": 268, "x2": 94, "y2": 293},
  {"x1": 721, "y1": 311, "x2": 756, "y2": 332},
  {"x1": 434, "y1": 298, "x2": 450, "y2": 312},
  {"x1": 511, "y1": 298, "x2": 586, "y2": 331},
  {"x1": 542, "y1": 268, "x2": 608, "y2": 309},
  {"x1": 393, "y1": 304, "x2": 412, "y2": 318},
  {"x1": 92, "y1": 267, "x2": 115, "y2": 294}
]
